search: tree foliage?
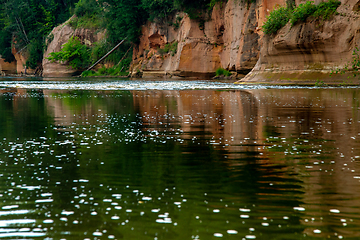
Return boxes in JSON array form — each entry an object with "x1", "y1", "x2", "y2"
[
  {"x1": 99, "y1": 0, "x2": 228, "y2": 44},
  {"x1": 1, "y1": 0, "x2": 229, "y2": 72},
  {"x1": 0, "y1": 0, "x2": 77, "y2": 68}
]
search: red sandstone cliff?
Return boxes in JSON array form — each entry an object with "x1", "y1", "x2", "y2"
[
  {"x1": 241, "y1": 0, "x2": 360, "y2": 83},
  {"x1": 133, "y1": 0, "x2": 360, "y2": 83},
  {"x1": 3, "y1": 0, "x2": 358, "y2": 81},
  {"x1": 132, "y1": 0, "x2": 284, "y2": 78},
  {"x1": 0, "y1": 44, "x2": 35, "y2": 75}
]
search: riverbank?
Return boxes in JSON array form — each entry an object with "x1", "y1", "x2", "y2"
[
  {"x1": 2, "y1": 69, "x2": 360, "y2": 87},
  {"x1": 235, "y1": 70, "x2": 360, "y2": 86}
]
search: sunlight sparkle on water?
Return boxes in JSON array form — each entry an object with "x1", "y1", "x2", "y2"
[
  {"x1": 1, "y1": 83, "x2": 360, "y2": 239},
  {"x1": 0, "y1": 79, "x2": 315, "y2": 91}
]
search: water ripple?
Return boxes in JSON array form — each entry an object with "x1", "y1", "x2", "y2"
[{"x1": 0, "y1": 79, "x2": 314, "y2": 90}]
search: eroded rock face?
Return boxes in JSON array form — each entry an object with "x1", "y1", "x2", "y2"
[
  {"x1": 132, "y1": 0, "x2": 277, "y2": 78},
  {"x1": 0, "y1": 43, "x2": 35, "y2": 75},
  {"x1": 42, "y1": 17, "x2": 105, "y2": 77},
  {"x1": 242, "y1": 0, "x2": 360, "y2": 83},
  {"x1": 0, "y1": 59, "x2": 17, "y2": 75}
]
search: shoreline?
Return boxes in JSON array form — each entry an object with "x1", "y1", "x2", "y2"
[
  {"x1": 1, "y1": 72, "x2": 360, "y2": 86},
  {"x1": 235, "y1": 70, "x2": 360, "y2": 86}
]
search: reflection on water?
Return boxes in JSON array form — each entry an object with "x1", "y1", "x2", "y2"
[{"x1": 0, "y1": 81, "x2": 360, "y2": 239}]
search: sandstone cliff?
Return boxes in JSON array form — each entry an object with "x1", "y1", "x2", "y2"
[
  {"x1": 0, "y1": 58, "x2": 17, "y2": 75},
  {"x1": 133, "y1": 0, "x2": 360, "y2": 83},
  {"x1": 42, "y1": 17, "x2": 105, "y2": 77},
  {"x1": 0, "y1": 16, "x2": 104, "y2": 77},
  {"x1": 241, "y1": 0, "x2": 360, "y2": 83},
  {"x1": 4, "y1": 0, "x2": 358, "y2": 81},
  {"x1": 132, "y1": 0, "x2": 285, "y2": 78},
  {"x1": 0, "y1": 45, "x2": 35, "y2": 75}
]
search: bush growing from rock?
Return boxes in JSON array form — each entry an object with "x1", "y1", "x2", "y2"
[
  {"x1": 215, "y1": 67, "x2": 232, "y2": 77},
  {"x1": 263, "y1": 0, "x2": 341, "y2": 35},
  {"x1": 262, "y1": 6, "x2": 291, "y2": 35},
  {"x1": 47, "y1": 36, "x2": 90, "y2": 70}
]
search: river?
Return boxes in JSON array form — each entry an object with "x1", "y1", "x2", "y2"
[{"x1": 0, "y1": 77, "x2": 360, "y2": 239}]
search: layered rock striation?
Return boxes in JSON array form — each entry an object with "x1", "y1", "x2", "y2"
[
  {"x1": 132, "y1": 0, "x2": 283, "y2": 78},
  {"x1": 241, "y1": 0, "x2": 360, "y2": 83},
  {"x1": 133, "y1": 0, "x2": 360, "y2": 83}
]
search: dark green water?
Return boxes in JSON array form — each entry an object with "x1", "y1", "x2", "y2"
[{"x1": 0, "y1": 78, "x2": 360, "y2": 239}]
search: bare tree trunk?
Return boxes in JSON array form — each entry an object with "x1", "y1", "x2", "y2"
[
  {"x1": 115, "y1": 45, "x2": 132, "y2": 67},
  {"x1": 84, "y1": 38, "x2": 127, "y2": 72}
]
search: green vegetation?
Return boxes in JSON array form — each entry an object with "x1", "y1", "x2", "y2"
[
  {"x1": 69, "y1": 0, "x2": 104, "y2": 29},
  {"x1": 81, "y1": 65, "x2": 129, "y2": 77},
  {"x1": 350, "y1": 47, "x2": 360, "y2": 75},
  {"x1": 46, "y1": 36, "x2": 133, "y2": 74},
  {"x1": 262, "y1": 6, "x2": 292, "y2": 35},
  {"x1": 331, "y1": 47, "x2": 360, "y2": 78},
  {"x1": 1, "y1": 0, "x2": 230, "y2": 74},
  {"x1": 102, "y1": 0, "x2": 228, "y2": 45},
  {"x1": 314, "y1": 79, "x2": 328, "y2": 87},
  {"x1": 172, "y1": 16, "x2": 183, "y2": 29},
  {"x1": 290, "y1": 1, "x2": 317, "y2": 25},
  {"x1": 0, "y1": 0, "x2": 78, "y2": 69},
  {"x1": 158, "y1": 41, "x2": 178, "y2": 56},
  {"x1": 209, "y1": 0, "x2": 227, "y2": 9},
  {"x1": 338, "y1": 80, "x2": 353, "y2": 86},
  {"x1": 263, "y1": 0, "x2": 341, "y2": 35},
  {"x1": 215, "y1": 67, "x2": 232, "y2": 77},
  {"x1": 47, "y1": 36, "x2": 90, "y2": 69},
  {"x1": 312, "y1": 0, "x2": 341, "y2": 19}
]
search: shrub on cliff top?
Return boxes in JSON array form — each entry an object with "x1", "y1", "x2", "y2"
[
  {"x1": 290, "y1": 1, "x2": 317, "y2": 25},
  {"x1": 262, "y1": 6, "x2": 291, "y2": 35},
  {"x1": 312, "y1": 0, "x2": 341, "y2": 20},
  {"x1": 291, "y1": 0, "x2": 340, "y2": 25},
  {"x1": 263, "y1": 0, "x2": 341, "y2": 35}
]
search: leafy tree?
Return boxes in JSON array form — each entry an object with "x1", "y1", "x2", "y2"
[
  {"x1": 141, "y1": 0, "x2": 175, "y2": 20},
  {"x1": 100, "y1": 0, "x2": 148, "y2": 44},
  {"x1": 0, "y1": 0, "x2": 77, "y2": 68},
  {"x1": 26, "y1": 39, "x2": 44, "y2": 69},
  {"x1": 75, "y1": 0, "x2": 102, "y2": 17},
  {"x1": 100, "y1": 0, "x2": 228, "y2": 44},
  {"x1": 0, "y1": 29, "x2": 15, "y2": 62},
  {"x1": 1, "y1": 0, "x2": 230, "y2": 72}
]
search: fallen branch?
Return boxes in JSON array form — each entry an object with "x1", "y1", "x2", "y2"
[{"x1": 84, "y1": 37, "x2": 127, "y2": 73}]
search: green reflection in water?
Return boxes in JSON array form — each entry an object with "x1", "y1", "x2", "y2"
[{"x1": 0, "y1": 87, "x2": 359, "y2": 239}]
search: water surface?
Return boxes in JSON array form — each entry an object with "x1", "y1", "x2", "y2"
[{"x1": 0, "y1": 77, "x2": 360, "y2": 239}]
